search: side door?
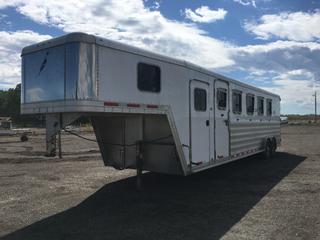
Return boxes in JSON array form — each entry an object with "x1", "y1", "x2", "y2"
[
  {"x1": 190, "y1": 80, "x2": 210, "y2": 167},
  {"x1": 214, "y1": 80, "x2": 230, "y2": 162}
]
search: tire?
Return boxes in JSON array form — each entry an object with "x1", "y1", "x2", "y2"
[
  {"x1": 263, "y1": 139, "x2": 272, "y2": 159},
  {"x1": 20, "y1": 133, "x2": 28, "y2": 142}
]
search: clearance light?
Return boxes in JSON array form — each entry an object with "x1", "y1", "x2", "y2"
[
  {"x1": 127, "y1": 103, "x2": 140, "y2": 108},
  {"x1": 146, "y1": 104, "x2": 159, "y2": 109},
  {"x1": 104, "y1": 101, "x2": 119, "y2": 107}
]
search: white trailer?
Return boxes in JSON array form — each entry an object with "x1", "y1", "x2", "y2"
[{"x1": 21, "y1": 32, "x2": 281, "y2": 176}]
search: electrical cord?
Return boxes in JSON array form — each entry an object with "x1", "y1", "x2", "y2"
[{"x1": 63, "y1": 128, "x2": 173, "y2": 147}]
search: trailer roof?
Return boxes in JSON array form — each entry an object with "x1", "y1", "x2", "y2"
[{"x1": 22, "y1": 32, "x2": 280, "y2": 99}]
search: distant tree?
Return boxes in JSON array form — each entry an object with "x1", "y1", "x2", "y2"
[
  {"x1": 0, "y1": 84, "x2": 44, "y2": 126},
  {"x1": 0, "y1": 89, "x2": 8, "y2": 116},
  {"x1": 6, "y1": 84, "x2": 21, "y2": 120}
]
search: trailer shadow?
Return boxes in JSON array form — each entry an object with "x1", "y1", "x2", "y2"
[{"x1": 1, "y1": 152, "x2": 305, "y2": 240}]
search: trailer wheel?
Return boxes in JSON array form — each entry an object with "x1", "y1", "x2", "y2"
[
  {"x1": 263, "y1": 139, "x2": 272, "y2": 160},
  {"x1": 20, "y1": 133, "x2": 28, "y2": 142}
]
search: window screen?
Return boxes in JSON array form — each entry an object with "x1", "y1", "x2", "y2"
[
  {"x1": 258, "y1": 97, "x2": 264, "y2": 115},
  {"x1": 232, "y1": 91, "x2": 242, "y2": 114},
  {"x1": 246, "y1": 94, "x2": 254, "y2": 115},
  {"x1": 194, "y1": 88, "x2": 207, "y2": 111},
  {"x1": 217, "y1": 88, "x2": 227, "y2": 110},
  {"x1": 267, "y1": 99, "x2": 272, "y2": 116},
  {"x1": 137, "y1": 63, "x2": 161, "y2": 92}
]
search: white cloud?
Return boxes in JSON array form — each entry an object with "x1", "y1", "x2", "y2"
[
  {"x1": 225, "y1": 40, "x2": 320, "y2": 111},
  {"x1": 280, "y1": 69, "x2": 315, "y2": 80},
  {"x1": 229, "y1": 40, "x2": 320, "y2": 74},
  {"x1": 0, "y1": 0, "x2": 234, "y2": 71},
  {"x1": 244, "y1": 11, "x2": 320, "y2": 41},
  {"x1": 0, "y1": 30, "x2": 51, "y2": 88},
  {"x1": 184, "y1": 6, "x2": 227, "y2": 23},
  {"x1": 233, "y1": 0, "x2": 256, "y2": 8},
  {"x1": 262, "y1": 70, "x2": 319, "y2": 113},
  {"x1": 149, "y1": 1, "x2": 160, "y2": 10}
]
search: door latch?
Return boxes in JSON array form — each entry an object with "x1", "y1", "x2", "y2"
[
  {"x1": 206, "y1": 120, "x2": 210, "y2": 126},
  {"x1": 224, "y1": 120, "x2": 229, "y2": 126}
]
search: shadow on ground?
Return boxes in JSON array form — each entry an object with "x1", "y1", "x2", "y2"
[{"x1": 1, "y1": 152, "x2": 305, "y2": 240}]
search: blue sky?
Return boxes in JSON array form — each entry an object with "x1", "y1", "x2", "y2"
[{"x1": 0, "y1": 0, "x2": 319, "y2": 114}]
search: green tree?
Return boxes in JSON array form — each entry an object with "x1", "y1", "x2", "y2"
[
  {"x1": 6, "y1": 84, "x2": 21, "y2": 120},
  {"x1": 0, "y1": 84, "x2": 44, "y2": 126}
]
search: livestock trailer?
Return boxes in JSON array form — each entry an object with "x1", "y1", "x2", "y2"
[{"x1": 21, "y1": 32, "x2": 281, "y2": 177}]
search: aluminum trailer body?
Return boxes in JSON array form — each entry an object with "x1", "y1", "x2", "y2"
[{"x1": 21, "y1": 32, "x2": 281, "y2": 176}]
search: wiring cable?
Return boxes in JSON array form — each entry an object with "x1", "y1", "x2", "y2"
[{"x1": 63, "y1": 128, "x2": 173, "y2": 147}]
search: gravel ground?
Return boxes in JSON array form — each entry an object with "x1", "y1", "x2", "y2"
[{"x1": 0, "y1": 125, "x2": 319, "y2": 240}]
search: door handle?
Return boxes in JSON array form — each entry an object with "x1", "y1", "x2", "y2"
[
  {"x1": 206, "y1": 120, "x2": 210, "y2": 126},
  {"x1": 224, "y1": 120, "x2": 229, "y2": 126}
]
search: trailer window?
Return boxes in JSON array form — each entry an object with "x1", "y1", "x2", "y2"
[
  {"x1": 217, "y1": 88, "x2": 227, "y2": 110},
  {"x1": 194, "y1": 88, "x2": 207, "y2": 111},
  {"x1": 258, "y1": 97, "x2": 264, "y2": 115},
  {"x1": 246, "y1": 94, "x2": 254, "y2": 115},
  {"x1": 267, "y1": 99, "x2": 272, "y2": 116},
  {"x1": 137, "y1": 63, "x2": 161, "y2": 92},
  {"x1": 232, "y1": 91, "x2": 242, "y2": 114}
]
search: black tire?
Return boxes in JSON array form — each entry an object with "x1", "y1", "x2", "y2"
[
  {"x1": 20, "y1": 133, "x2": 28, "y2": 142},
  {"x1": 263, "y1": 139, "x2": 272, "y2": 159}
]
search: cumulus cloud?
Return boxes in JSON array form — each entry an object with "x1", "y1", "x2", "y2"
[
  {"x1": 0, "y1": 30, "x2": 51, "y2": 88},
  {"x1": 233, "y1": 0, "x2": 256, "y2": 8},
  {"x1": 244, "y1": 11, "x2": 320, "y2": 41},
  {"x1": 184, "y1": 6, "x2": 227, "y2": 23},
  {"x1": 230, "y1": 40, "x2": 320, "y2": 74},
  {"x1": 149, "y1": 0, "x2": 160, "y2": 10},
  {"x1": 0, "y1": 0, "x2": 233, "y2": 70},
  {"x1": 224, "y1": 40, "x2": 320, "y2": 111},
  {"x1": 263, "y1": 70, "x2": 319, "y2": 113}
]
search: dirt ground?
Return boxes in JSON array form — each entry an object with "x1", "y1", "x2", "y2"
[{"x1": 0, "y1": 125, "x2": 319, "y2": 240}]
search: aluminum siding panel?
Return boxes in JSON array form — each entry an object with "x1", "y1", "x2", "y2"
[{"x1": 230, "y1": 121, "x2": 280, "y2": 155}]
